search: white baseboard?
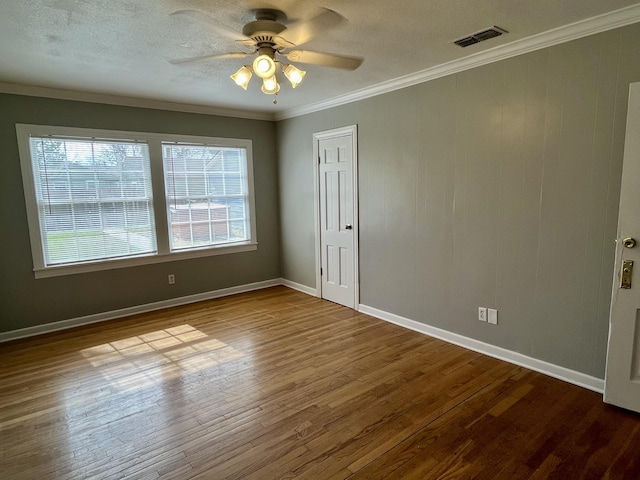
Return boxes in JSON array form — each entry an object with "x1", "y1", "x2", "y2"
[
  {"x1": 0, "y1": 278, "x2": 282, "y2": 343},
  {"x1": 358, "y1": 304, "x2": 605, "y2": 394},
  {"x1": 5, "y1": 280, "x2": 600, "y2": 395},
  {"x1": 280, "y1": 278, "x2": 317, "y2": 296}
]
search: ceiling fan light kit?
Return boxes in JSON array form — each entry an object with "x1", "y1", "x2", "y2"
[
  {"x1": 231, "y1": 58, "x2": 303, "y2": 101},
  {"x1": 171, "y1": 7, "x2": 363, "y2": 103}
]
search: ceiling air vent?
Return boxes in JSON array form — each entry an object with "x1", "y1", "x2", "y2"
[{"x1": 454, "y1": 26, "x2": 507, "y2": 47}]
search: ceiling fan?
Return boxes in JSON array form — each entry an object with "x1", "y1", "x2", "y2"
[{"x1": 169, "y1": 8, "x2": 364, "y2": 102}]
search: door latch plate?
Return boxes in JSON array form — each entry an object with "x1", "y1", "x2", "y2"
[{"x1": 621, "y1": 260, "x2": 634, "y2": 289}]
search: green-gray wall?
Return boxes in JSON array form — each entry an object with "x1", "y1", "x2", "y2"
[
  {"x1": 0, "y1": 94, "x2": 280, "y2": 333},
  {"x1": 276, "y1": 24, "x2": 640, "y2": 379}
]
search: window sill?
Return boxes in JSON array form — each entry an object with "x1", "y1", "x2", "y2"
[{"x1": 33, "y1": 242, "x2": 258, "y2": 279}]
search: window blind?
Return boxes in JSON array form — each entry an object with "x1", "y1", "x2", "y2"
[
  {"x1": 163, "y1": 144, "x2": 250, "y2": 251},
  {"x1": 29, "y1": 136, "x2": 157, "y2": 266}
]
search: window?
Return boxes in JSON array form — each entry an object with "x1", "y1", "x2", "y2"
[
  {"x1": 163, "y1": 144, "x2": 250, "y2": 251},
  {"x1": 27, "y1": 136, "x2": 156, "y2": 266},
  {"x1": 17, "y1": 125, "x2": 257, "y2": 278}
]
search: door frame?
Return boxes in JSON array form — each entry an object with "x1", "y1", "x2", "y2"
[{"x1": 313, "y1": 124, "x2": 360, "y2": 309}]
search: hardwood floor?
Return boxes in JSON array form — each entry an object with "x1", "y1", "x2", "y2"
[{"x1": 1, "y1": 286, "x2": 639, "y2": 479}]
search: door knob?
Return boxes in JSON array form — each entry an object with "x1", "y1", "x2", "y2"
[
  {"x1": 345, "y1": 224, "x2": 352, "y2": 230},
  {"x1": 623, "y1": 237, "x2": 636, "y2": 249}
]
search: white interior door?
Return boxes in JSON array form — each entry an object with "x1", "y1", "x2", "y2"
[
  {"x1": 604, "y1": 82, "x2": 640, "y2": 413},
  {"x1": 314, "y1": 126, "x2": 358, "y2": 309}
]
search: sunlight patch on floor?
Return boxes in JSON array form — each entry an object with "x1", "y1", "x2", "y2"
[{"x1": 80, "y1": 324, "x2": 245, "y2": 392}]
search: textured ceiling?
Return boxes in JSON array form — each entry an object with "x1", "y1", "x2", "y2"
[{"x1": 1, "y1": 0, "x2": 639, "y2": 117}]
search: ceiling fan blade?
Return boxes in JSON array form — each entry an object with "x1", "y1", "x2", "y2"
[
  {"x1": 275, "y1": 8, "x2": 345, "y2": 47},
  {"x1": 236, "y1": 39, "x2": 258, "y2": 47},
  {"x1": 169, "y1": 52, "x2": 250, "y2": 66},
  {"x1": 170, "y1": 10, "x2": 252, "y2": 43},
  {"x1": 283, "y1": 50, "x2": 363, "y2": 70}
]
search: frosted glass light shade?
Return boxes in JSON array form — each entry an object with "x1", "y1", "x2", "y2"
[
  {"x1": 261, "y1": 76, "x2": 280, "y2": 94},
  {"x1": 283, "y1": 64, "x2": 306, "y2": 88},
  {"x1": 230, "y1": 66, "x2": 252, "y2": 90},
  {"x1": 252, "y1": 55, "x2": 276, "y2": 78}
]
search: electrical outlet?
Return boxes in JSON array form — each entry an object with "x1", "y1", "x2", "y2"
[
  {"x1": 478, "y1": 307, "x2": 487, "y2": 322},
  {"x1": 488, "y1": 308, "x2": 498, "y2": 325},
  {"x1": 168, "y1": 274, "x2": 175, "y2": 285}
]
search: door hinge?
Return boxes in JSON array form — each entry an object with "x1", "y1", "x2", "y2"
[
  {"x1": 320, "y1": 268, "x2": 323, "y2": 276},
  {"x1": 318, "y1": 156, "x2": 321, "y2": 165}
]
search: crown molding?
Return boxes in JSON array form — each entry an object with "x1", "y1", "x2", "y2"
[
  {"x1": 0, "y1": 82, "x2": 275, "y2": 121},
  {"x1": 276, "y1": 3, "x2": 640, "y2": 121}
]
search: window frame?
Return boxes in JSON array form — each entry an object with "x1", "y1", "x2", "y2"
[
  {"x1": 17, "y1": 124, "x2": 258, "y2": 279},
  {"x1": 162, "y1": 142, "x2": 253, "y2": 253}
]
